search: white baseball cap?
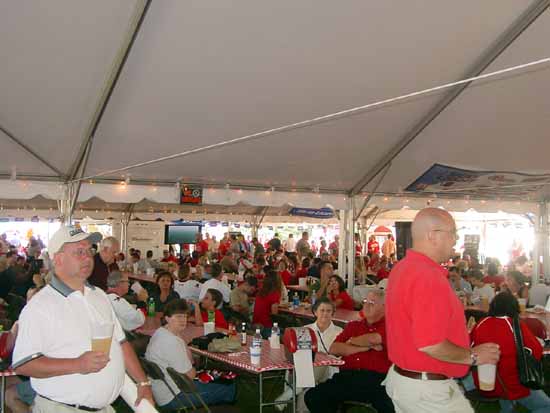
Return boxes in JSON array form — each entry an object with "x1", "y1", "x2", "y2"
[{"x1": 48, "y1": 225, "x2": 103, "y2": 255}]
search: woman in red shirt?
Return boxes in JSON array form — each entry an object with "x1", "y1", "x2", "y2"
[
  {"x1": 296, "y1": 257, "x2": 310, "y2": 279},
  {"x1": 327, "y1": 275, "x2": 355, "y2": 310},
  {"x1": 278, "y1": 260, "x2": 292, "y2": 286},
  {"x1": 193, "y1": 288, "x2": 228, "y2": 329},
  {"x1": 471, "y1": 291, "x2": 550, "y2": 411},
  {"x1": 253, "y1": 270, "x2": 281, "y2": 328}
]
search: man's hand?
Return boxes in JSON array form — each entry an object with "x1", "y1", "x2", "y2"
[
  {"x1": 472, "y1": 343, "x2": 500, "y2": 365},
  {"x1": 135, "y1": 384, "x2": 154, "y2": 407},
  {"x1": 137, "y1": 289, "x2": 149, "y2": 302},
  {"x1": 77, "y1": 351, "x2": 109, "y2": 374}
]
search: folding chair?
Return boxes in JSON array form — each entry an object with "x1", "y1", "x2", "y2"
[
  {"x1": 139, "y1": 357, "x2": 192, "y2": 412},
  {"x1": 166, "y1": 367, "x2": 210, "y2": 412}
]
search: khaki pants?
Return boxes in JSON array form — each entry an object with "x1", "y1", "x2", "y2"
[
  {"x1": 383, "y1": 365, "x2": 473, "y2": 413},
  {"x1": 33, "y1": 395, "x2": 115, "y2": 413}
]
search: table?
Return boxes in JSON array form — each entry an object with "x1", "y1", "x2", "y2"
[
  {"x1": 126, "y1": 272, "x2": 157, "y2": 284},
  {"x1": 287, "y1": 285, "x2": 309, "y2": 293},
  {"x1": 180, "y1": 326, "x2": 343, "y2": 413},
  {"x1": 0, "y1": 370, "x2": 16, "y2": 413},
  {"x1": 279, "y1": 305, "x2": 361, "y2": 326}
]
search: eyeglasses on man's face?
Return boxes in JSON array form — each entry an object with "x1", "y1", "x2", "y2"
[{"x1": 65, "y1": 247, "x2": 94, "y2": 258}]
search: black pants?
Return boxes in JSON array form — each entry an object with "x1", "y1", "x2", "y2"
[{"x1": 304, "y1": 370, "x2": 395, "y2": 413}]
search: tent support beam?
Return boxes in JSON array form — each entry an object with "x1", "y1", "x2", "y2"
[
  {"x1": 66, "y1": 0, "x2": 152, "y2": 182},
  {"x1": 0, "y1": 124, "x2": 64, "y2": 177},
  {"x1": 348, "y1": 0, "x2": 550, "y2": 196}
]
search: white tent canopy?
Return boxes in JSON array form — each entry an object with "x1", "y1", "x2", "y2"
[{"x1": 2, "y1": 1, "x2": 550, "y2": 213}]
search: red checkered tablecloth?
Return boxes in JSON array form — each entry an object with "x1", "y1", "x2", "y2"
[{"x1": 181, "y1": 326, "x2": 344, "y2": 374}]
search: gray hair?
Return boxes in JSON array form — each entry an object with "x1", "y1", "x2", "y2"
[
  {"x1": 107, "y1": 271, "x2": 124, "y2": 288},
  {"x1": 369, "y1": 288, "x2": 386, "y2": 303},
  {"x1": 100, "y1": 236, "x2": 119, "y2": 250}
]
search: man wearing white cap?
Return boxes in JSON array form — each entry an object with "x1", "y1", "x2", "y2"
[{"x1": 12, "y1": 225, "x2": 153, "y2": 412}]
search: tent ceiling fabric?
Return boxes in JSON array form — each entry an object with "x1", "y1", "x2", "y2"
[{"x1": 1, "y1": 1, "x2": 549, "y2": 205}]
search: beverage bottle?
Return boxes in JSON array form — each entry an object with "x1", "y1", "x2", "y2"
[
  {"x1": 147, "y1": 297, "x2": 156, "y2": 316},
  {"x1": 240, "y1": 322, "x2": 247, "y2": 345},
  {"x1": 269, "y1": 322, "x2": 281, "y2": 349},
  {"x1": 311, "y1": 289, "x2": 317, "y2": 306},
  {"x1": 292, "y1": 292, "x2": 300, "y2": 308},
  {"x1": 252, "y1": 328, "x2": 262, "y2": 349}
]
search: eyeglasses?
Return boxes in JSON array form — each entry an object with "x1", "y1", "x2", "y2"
[
  {"x1": 66, "y1": 248, "x2": 94, "y2": 258},
  {"x1": 432, "y1": 229, "x2": 459, "y2": 239}
]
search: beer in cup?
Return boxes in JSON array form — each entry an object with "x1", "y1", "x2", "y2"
[
  {"x1": 91, "y1": 322, "x2": 114, "y2": 354},
  {"x1": 478, "y1": 363, "x2": 497, "y2": 391},
  {"x1": 204, "y1": 321, "x2": 215, "y2": 335},
  {"x1": 518, "y1": 298, "x2": 527, "y2": 312}
]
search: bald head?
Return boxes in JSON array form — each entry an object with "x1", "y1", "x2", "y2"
[{"x1": 411, "y1": 208, "x2": 457, "y2": 263}]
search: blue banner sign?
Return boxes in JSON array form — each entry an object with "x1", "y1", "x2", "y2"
[{"x1": 289, "y1": 207, "x2": 334, "y2": 219}]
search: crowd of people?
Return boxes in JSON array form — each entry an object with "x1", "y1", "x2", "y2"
[{"x1": 0, "y1": 211, "x2": 549, "y2": 413}]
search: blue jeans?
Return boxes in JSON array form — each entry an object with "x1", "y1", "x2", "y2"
[
  {"x1": 163, "y1": 381, "x2": 235, "y2": 411},
  {"x1": 499, "y1": 389, "x2": 550, "y2": 413}
]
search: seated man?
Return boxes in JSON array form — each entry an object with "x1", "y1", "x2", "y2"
[
  {"x1": 107, "y1": 271, "x2": 147, "y2": 332},
  {"x1": 229, "y1": 276, "x2": 257, "y2": 317},
  {"x1": 304, "y1": 289, "x2": 395, "y2": 413},
  {"x1": 467, "y1": 269, "x2": 495, "y2": 305}
]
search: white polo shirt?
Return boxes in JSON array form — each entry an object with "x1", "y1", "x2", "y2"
[
  {"x1": 12, "y1": 275, "x2": 126, "y2": 409},
  {"x1": 174, "y1": 280, "x2": 201, "y2": 301},
  {"x1": 198, "y1": 278, "x2": 231, "y2": 304},
  {"x1": 107, "y1": 293, "x2": 145, "y2": 332}
]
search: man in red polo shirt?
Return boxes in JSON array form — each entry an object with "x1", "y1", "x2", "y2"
[
  {"x1": 384, "y1": 208, "x2": 500, "y2": 412},
  {"x1": 305, "y1": 289, "x2": 395, "y2": 413}
]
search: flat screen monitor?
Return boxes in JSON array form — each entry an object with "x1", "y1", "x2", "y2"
[{"x1": 164, "y1": 224, "x2": 201, "y2": 244}]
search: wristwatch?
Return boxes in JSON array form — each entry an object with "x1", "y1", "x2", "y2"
[
  {"x1": 136, "y1": 380, "x2": 152, "y2": 387},
  {"x1": 470, "y1": 350, "x2": 478, "y2": 366}
]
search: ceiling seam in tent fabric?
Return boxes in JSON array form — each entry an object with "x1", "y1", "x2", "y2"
[
  {"x1": 0, "y1": 124, "x2": 64, "y2": 177},
  {"x1": 70, "y1": 56, "x2": 550, "y2": 187},
  {"x1": 354, "y1": 162, "x2": 392, "y2": 221},
  {"x1": 66, "y1": 0, "x2": 153, "y2": 219},
  {"x1": 348, "y1": 0, "x2": 550, "y2": 196}
]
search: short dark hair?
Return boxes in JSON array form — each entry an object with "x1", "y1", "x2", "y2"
[
  {"x1": 156, "y1": 271, "x2": 174, "y2": 290},
  {"x1": 163, "y1": 299, "x2": 190, "y2": 319},
  {"x1": 507, "y1": 270, "x2": 527, "y2": 286},
  {"x1": 488, "y1": 291, "x2": 519, "y2": 318},
  {"x1": 211, "y1": 263, "x2": 222, "y2": 278},
  {"x1": 244, "y1": 276, "x2": 258, "y2": 288},
  {"x1": 448, "y1": 266, "x2": 458, "y2": 273},
  {"x1": 312, "y1": 297, "x2": 335, "y2": 315},
  {"x1": 467, "y1": 269, "x2": 484, "y2": 281},
  {"x1": 487, "y1": 262, "x2": 498, "y2": 276},
  {"x1": 206, "y1": 288, "x2": 223, "y2": 307},
  {"x1": 146, "y1": 250, "x2": 153, "y2": 258}
]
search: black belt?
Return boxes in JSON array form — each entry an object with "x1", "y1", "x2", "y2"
[
  {"x1": 39, "y1": 395, "x2": 102, "y2": 412},
  {"x1": 394, "y1": 365, "x2": 448, "y2": 381}
]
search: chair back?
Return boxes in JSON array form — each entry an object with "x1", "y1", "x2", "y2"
[
  {"x1": 139, "y1": 357, "x2": 166, "y2": 381},
  {"x1": 522, "y1": 317, "x2": 547, "y2": 340},
  {"x1": 166, "y1": 367, "x2": 197, "y2": 393}
]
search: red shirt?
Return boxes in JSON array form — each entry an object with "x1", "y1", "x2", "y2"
[
  {"x1": 161, "y1": 255, "x2": 178, "y2": 264},
  {"x1": 355, "y1": 242, "x2": 362, "y2": 256},
  {"x1": 218, "y1": 240, "x2": 231, "y2": 257},
  {"x1": 367, "y1": 240, "x2": 380, "y2": 255},
  {"x1": 252, "y1": 291, "x2": 281, "y2": 327},
  {"x1": 386, "y1": 249, "x2": 470, "y2": 378},
  {"x1": 195, "y1": 240, "x2": 209, "y2": 255},
  {"x1": 482, "y1": 275, "x2": 506, "y2": 288},
  {"x1": 330, "y1": 291, "x2": 355, "y2": 310},
  {"x1": 296, "y1": 268, "x2": 308, "y2": 278},
  {"x1": 377, "y1": 267, "x2": 390, "y2": 280},
  {"x1": 334, "y1": 318, "x2": 391, "y2": 373},
  {"x1": 471, "y1": 317, "x2": 542, "y2": 400},
  {"x1": 328, "y1": 241, "x2": 338, "y2": 255},
  {"x1": 201, "y1": 309, "x2": 228, "y2": 329},
  {"x1": 279, "y1": 270, "x2": 292, "y2": 286}
]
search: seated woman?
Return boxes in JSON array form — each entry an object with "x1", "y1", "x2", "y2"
[
  {"x1": 151, "y1": 271, "x2": 180, "y2": 313},
  {"x1": 145, "y1": 300, "x2": 235, "y2": 411},
  {"x1": 471, "y1": 291, "x2": 550, "y2": 413},
  {"x1": 277, "y1": 260, "x2": 292, "y2": 286},
  {"x1": 193, "y1": 288, "x2": 228, "y2": 329},
  {"x1": 252, "y1": 270, "x2": 281, "y2": 328},
  {"x1": 502, "y1": 270, "x2": 529, "y2": 301},
  {"x1": 327, "y1": 275, "x2": 354, "y2": 310},
  {"x1": 296, "y1": 258, "x2": 310, "y2": 279}
]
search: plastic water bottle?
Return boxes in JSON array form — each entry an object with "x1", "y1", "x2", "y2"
[
  {"x1": 292, "y1": 292, "x2": 300, "y2": 308},
  {"x1": 240, "y1": 322, "x2": 247, "y2": 346},
  {"x1": 311, "y1": 289, "x2": 317, "y2": 306},
  {"x1": 147, "y1": 297, "x2": 156, "y2": 317},
  {"x1": 252, "y1": 328, "x2": 262, "y2": 348},
  {"x1": 270, "y1": 322, "x2": 281, "y2": 349}
]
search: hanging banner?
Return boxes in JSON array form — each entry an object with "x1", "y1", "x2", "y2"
[
  {"x1": 15, "y1": 217, "x2": 24, "y2": 222},
  {"x1": 180, "y1": 185, "x2": 203, "y2": 205},
  {"x1": 208, "y1": 221, "x2": 219, "y2": 227},
  {"x1": 0, "y1": 218, "x2": 9, "y2": 222},
  {"x1": 31, "y1": 216, "x2": 40, "y2": 223},
  {"x1": 406, "y1": 163, "x2": 550, "y2": 197},
  {"x1": 222, "y1": 222, "x2": 229, "y2": 227},
  {"x1": 234, "y1": 223, "x2": 241, "y2": 228},
  {"x1": 289, "y1": 207, "x2": 334, "y2": 219}
]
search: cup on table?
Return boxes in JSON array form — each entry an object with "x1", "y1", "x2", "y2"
[
  {"x1": 204, "y1": 321, "x2": 215, "y2": 335},
  {"x1": 477, "y1": 363, "x2": 497, "y2": 391},
  {"x1": 298, "y1": 278, "x2": 307, "y2": 287},
  {"x1": 91, "y1": 322, "x2": 114, "y2": 354},
  {"x1": 480, "y1": 296, "x2": 489, "y2": 308},
  {"x1": 146, "y1": 268, "x2": 155, "y2": 276},
  {"x1": 250, "y1": 346, "x2": 261, "y2": 365},
  {"x1": 518, "y1": 298, "x2": 527, "y2": 312}
]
